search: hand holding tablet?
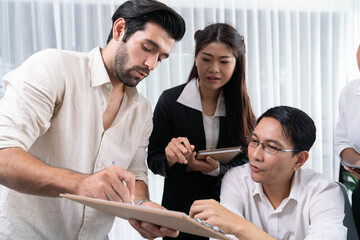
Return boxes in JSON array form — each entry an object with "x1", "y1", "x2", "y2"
[
  {"x1": 340, "y1": 158, "x2": 360, "y2": 176},
  {"x1": 340, "y1": 158, "x2": 360, "y2": 169},
  {"x1": 195, "y1": 146, "x2": 243, "y2": 164}
]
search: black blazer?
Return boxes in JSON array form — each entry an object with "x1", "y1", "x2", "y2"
[{"x1": 147, "y1": 83, "x2": 247, "y2": 240}]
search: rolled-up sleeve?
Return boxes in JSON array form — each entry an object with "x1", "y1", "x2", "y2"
[
  {"x1": 334, "y1": 86, "x2": 352, "y2": 157},
  {"x1": 127, "y1": 101, "x2": 153, "y2": 185},
  {"x1": 0, "y1": 52, "x2": 59, "y2": 151}
]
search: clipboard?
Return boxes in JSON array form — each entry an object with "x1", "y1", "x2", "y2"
[
  {"x1": 60, "y1": 194, "x2": 231, "y2": 240},
  {"x1": 195, "y1": 146, "x2": 243, "y2": 164}
]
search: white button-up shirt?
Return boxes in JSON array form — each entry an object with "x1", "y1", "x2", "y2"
[
  {"x1": 217, "y1": 164, "x2": 346, "y2": 240},
  {"x1": 335, "y1": 79, "x2": 360, "y2": 157},
  {"x1": 177, "y1": 79, "x2": 225, "y2": 176},
  {"x1": 0, "y1": 48, "x2": 152, "y2": 240}
]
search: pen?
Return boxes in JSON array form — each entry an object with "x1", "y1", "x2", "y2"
[
  {"x1": 179, "y1": 140, "x2": 193, "y2": 162},
  {"x1": 112, "y1": 161, "x2": 135, "y2": 205},
  {"x1": 122, "y1": 180, "x2": 135, "y2": 205}
]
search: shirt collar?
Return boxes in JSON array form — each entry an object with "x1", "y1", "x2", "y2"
[
  {"x1": 124, "y1": 86, "x2": 140, "y2": 105},
  {"x1": 177, "y1": 78, "x2": 226, "y2": 116},
  {"x1": 288, "y1": 169, "x2": 300, "y2": 201},
  {"x1": 252, "y1": 179, "x2": 266, "y2": 199},
  {"x1": 252, "y1": 169, "x2": 299, "y2": 209},
  {"x1": 88, "y1": 47, "x2": 139, "y2": 102},
  {"x1": 88, "y1": 47, "x2": 111, "y2": 88}
]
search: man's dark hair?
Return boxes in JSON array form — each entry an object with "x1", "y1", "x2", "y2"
[
  {"x1": 106, "y1": 0, "x2": 186, "y2": 44},
  {"x1": 257, "y1": 106, "x2": 316, "y2": 152}
]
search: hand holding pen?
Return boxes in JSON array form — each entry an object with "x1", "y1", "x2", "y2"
[
  {"x1": 165, "y1": 137, "x2": 195, "y2": 168},
  {"x1": 113, "y1": 161, "x2": 135, "y2": 205},
  {"x1": 75, "y1": 163, "x2": 135, "y2": 204}
]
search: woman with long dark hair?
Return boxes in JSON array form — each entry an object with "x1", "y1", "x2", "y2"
[{"x1": 147, "y1": 23, "x2": 256, "y2": 239}]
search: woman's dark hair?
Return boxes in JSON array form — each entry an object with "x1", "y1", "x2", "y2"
[
  {"x1": 187, "y1": 23, "x2": 256, "y2": 147},
  {"x1": 257, "y1": 106, "x2": 316, "y2": 153},
  {"x1": 106, "y1": 0, "x2": 186, "y2": 44}
]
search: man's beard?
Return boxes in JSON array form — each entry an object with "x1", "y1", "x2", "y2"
[{"x1": 114, "y1": 43, "x2": 150, "y2": 87}]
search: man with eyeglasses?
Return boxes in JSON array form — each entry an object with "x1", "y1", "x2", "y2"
[{"x1": 190, "y1": 106, "x2": 346, "y2": 240}]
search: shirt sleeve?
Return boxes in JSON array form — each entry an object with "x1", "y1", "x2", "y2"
[
  {"x1": 0, "y1": 51, "x2": 60, "y2": 151},
  {"x1": 217, "y1": 167, "x2": 246, "y2": 240},
  {"x1": 219, "y1": 167, "x2": 246, "y2": 218},
  {"x1": 305, "y1": 182, "x2": 347, "y2": 240},
  {"x1": 335, "y1": 85, "x2": 353, "y2": 157},
  {"x1": 204, "y1": 165, "x2": 220, "y2": 176},
  {"x1": 127, "y1": 100, "x2": 153, "y2": 185}
]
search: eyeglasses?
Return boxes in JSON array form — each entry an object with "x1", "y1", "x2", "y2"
[{"x1": 245, "y1": 135, "x2": 302, "y2": 155}]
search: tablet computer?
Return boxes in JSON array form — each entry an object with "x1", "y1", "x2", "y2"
[
  {"x1": 60, "y1": 194, "x2": 231, "y2": 240},
  {"x1": 195, "y1": 146, "x2": 243, "y2": 164},
  {"x1": 340, "y1": 158, "x2": 360, "y2": 169}
]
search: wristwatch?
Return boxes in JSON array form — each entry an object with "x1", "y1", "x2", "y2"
[{"x1": 135, "y1": 199, "x2": 152, "y2": 206}]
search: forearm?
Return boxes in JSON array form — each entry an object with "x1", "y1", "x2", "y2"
[
  {"x1": 190, "y1": 200, "x2": 276, "y2": 240},
  {"x1": 340, "y1": 148, "x2": 360, "y2": 164},
  {"x1": 0, "y1": 147, "x2": 86, "y2": 196},
  {"x1": 231, "y1": 218, "x2": 276, "y2": 240}
]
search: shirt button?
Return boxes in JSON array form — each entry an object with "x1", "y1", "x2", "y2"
[{"x1": 97, "y1": 162, "x2": 103, "y2": 168}]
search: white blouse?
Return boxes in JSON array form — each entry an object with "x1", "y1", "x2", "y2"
[{"x1": 177, "y1": 79, "x2": 226, "y2": 175}]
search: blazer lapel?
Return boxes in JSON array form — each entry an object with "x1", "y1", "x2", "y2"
[{"x1": 183, "y1": 106, "x2": 206, "y2": 151}]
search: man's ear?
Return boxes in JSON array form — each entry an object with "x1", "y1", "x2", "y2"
[
  {"x1": 113, "y1": 18, "x2": 126, "y2": 41},
  {"x1": 293, "y1": 151, "x2": 309, "y2": 171}
]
